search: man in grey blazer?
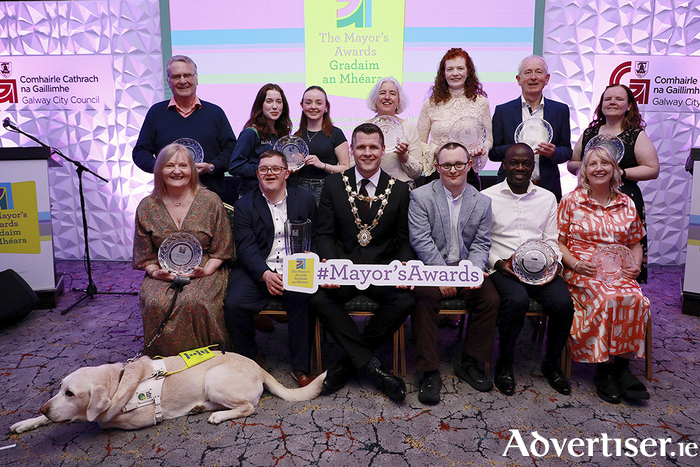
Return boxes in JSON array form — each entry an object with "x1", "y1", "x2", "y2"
[{"x1": 409, "y1": 142, "x2": 500, "y2": 404}]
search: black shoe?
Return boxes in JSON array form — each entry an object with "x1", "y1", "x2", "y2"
[
  {"x1": 366, "y1": 357, "x2": 406, "y2": 401},
  {"x1": 542, "y1": 364, "x2": 571, "y2": 395},
  {"x1": 418, "y1": 371, "x2": 442, "y2": 405},
  {"x1": 323, "y1": 359, "x2": 355, "y2": 394},
  {"x1": 494, "y1": 362, "x2": 515, "y2": 396},
  {"x1": 595, "y1": 363, "x2": 621, "y2": 404},
  {"x1": 615, "y1": 366, "x2": 650, "y2": 400},
  {"x1": 454, "y1": 355, "x2": 493, "y2": 392}
]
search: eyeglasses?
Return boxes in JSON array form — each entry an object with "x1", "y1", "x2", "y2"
[
  {"x1": 257, "y1": 166, "x2": 287, "y2": 174},
  {"x1": 437, "y1": 162, "x2": 468, "y2": 172},
  {"x1": 169, "y1": 73, "x2": 196, "y2": 82}
]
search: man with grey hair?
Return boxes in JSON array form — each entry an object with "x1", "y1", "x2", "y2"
[
  {"x1": 133, "y1": 55, "x2": 237, "y2": 201},
  {"x1": 488, "y1": 55, "x2": 572, "y2": 201}
]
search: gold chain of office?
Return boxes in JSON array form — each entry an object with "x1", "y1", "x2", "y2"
[{"x1": 342, "y1": 175, "x2": 395, "y2": 247}]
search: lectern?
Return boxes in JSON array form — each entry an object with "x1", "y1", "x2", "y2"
[
  {"x1": 0, "y1": 147, "x2": 63, "y2": 308},
  {"x1": 682, "y1": 147, "x2": 700, "y2": 316}
]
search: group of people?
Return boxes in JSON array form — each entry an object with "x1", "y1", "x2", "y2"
[{"x1": 130, "y1": 49, "x2": 659, "y2": 406}]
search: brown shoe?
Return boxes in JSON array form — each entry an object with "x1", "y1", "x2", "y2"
[
  {"x1": 254, "y1": 314, "x2": 275, "y2": 332},
  {"x1": 292, "y1": 370, "x2": 314, "y2": 387}
]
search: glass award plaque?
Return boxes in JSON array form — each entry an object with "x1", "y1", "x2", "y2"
[
  {"x1": 173, "y1": 138, "x2": 204, "y2": 163},
  {"x1": 284, "y1": 219, "x2": 312, "y2": 256},
  {"x1": 591, "y1": 244, "x2": 635, "y2": 284},
  {"x1": 370, "y1": 115, "x2": 405, "y2": 153},
  {"x1": 584, "y1": 134, "x2": 625, "y2": 162},
  {"x1": 512, "y1": 240, "x2": 558, "y2": 285},
  {"x1": 273, "y1": 135, "x2": 308, "y2": 171},
  {"x1": 514, "y1": 118, "x2": 553, "y2": 150},
  {"x1": 449, "y1": 116, "x2": 488, "y2": 172},
  {"x1": 158, "y1": 232, "x2": 203, "y2": 275}
]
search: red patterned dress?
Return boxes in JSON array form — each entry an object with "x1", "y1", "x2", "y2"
[
  {"x1": 557, "y1": 187, "x2": 649, "y2": 363},
  {"x1": 133, "y1": 188, "x2": 233, "y2": 357}
]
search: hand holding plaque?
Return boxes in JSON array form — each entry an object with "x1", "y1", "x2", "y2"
[
  {"x1": 590, "y1": 244, "x2": 635, "y2": 284},
  {"x1": 449, "y1": 117, "x2": 488, "y2": 172},
  {"x1": 512, "y1": 240, "x2": 558, "y2": 285},
  {"x1": 514, "y1": 118, "x2": 553, "y2": 151},
  {"x1": 370, "y1": 115, "x2": 405, "y2": 153},
  {"x1": 158, "y1": 232, "x2": 203, "y2": 275},
  {"x1": 273, "y1": 135, "x2": 309, "y2": 172}
]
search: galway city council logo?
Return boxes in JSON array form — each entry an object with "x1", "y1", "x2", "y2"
[
  {"x1": 337, "y1": 0, "x2": 372, "y2": 28},
  {"x1": 0, "y1": 79, "x2": 18, "y2": 104},
  {"x1": 609, "y1": 61, "x2": 650, "y2": 104}
]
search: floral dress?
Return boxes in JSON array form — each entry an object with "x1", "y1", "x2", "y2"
[
  {"x1": 557, "y1": 188, "x2": 650, "y2": 363},
  {"x1": 133, "y1": 188, "x2": 233, "y2": 356}
]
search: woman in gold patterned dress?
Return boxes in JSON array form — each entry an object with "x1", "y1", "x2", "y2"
[{"x1": 133, "y1": 143, "x2": 233, "y2": 356}]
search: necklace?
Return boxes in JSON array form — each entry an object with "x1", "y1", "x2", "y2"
[
  {"x1": 169, "y1": 192, "x2": 191, "y2": 207},
  {"x1": 307, "y1": 129, "x2": 320, "y2": 143},
  {"x1": 342, "y1": 175, "x2": 395, "y2": 246}
]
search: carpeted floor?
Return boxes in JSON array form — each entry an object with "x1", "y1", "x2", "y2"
[{"x1": 1, "y1": 261, "x2": 698, "y2": 466}]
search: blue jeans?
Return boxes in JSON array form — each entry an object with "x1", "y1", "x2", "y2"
[{"x1": 297, "y1": 178, "x2": 325, "y2": 205}]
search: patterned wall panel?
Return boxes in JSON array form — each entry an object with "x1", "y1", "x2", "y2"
[
  {"x1": 2, "y1": 1, "x2": 697, "y2": 264},
  {"x1": 543, "y1": 0, "x2": 700, "y2": 265},
  {"x1": 0, "y1": 0, "x2": 162, "y2": 261}
]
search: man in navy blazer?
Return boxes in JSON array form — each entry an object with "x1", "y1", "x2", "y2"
[
  {"x1": 488, "y1": 55, "x2": 572, "y2": 201},
  {"x1": 224, "y1": 150, "x2": 317, "y2": 387},
  {"x1": 409, "y1": 142, "x2": 500, "y2": 404}
]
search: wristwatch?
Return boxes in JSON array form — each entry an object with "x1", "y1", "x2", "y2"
[{"x1": 209, "y1": 163, "x2": 215, "y2": 173}]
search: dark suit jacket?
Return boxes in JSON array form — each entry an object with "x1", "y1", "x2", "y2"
[
  {"x1": 488, "y1": 96, "x2": 572, "y2": 200},
  {"x1": 233, "y1": 186, "x2": 317, "y2": 281},
  {"x1": 317, "y1": 169, "x2": 415, "y2": 265}
]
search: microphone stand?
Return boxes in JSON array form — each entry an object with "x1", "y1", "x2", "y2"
[{"x1": 3, "y1": 120, "x2": 138, "y2": 315}]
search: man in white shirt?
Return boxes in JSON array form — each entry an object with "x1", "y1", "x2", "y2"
[
  {"x1": 482, "y1": 143, "x2": 574, "y2": 396},
  {"x1": 224, "y1": 150, "x2": 318, "y2": 387}
]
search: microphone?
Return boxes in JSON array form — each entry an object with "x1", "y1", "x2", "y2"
[{"x1": 2, "y1": 117, "x2": 11, "y2": 129}]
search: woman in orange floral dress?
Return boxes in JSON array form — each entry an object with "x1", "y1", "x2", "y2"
[{"x1": 557, "y1": 146, "x2": 650, "y2": 404}]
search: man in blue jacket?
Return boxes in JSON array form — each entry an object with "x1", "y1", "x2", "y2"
[
  {"x1": 489, "y1": 55, "x2": 572, "y2": 201},
  {"x1": 224, "y1": 150, "x2": 317, "y2": 387},
  {"x1": 133, "y1": 55, "x2": 236, "y2": 200}
]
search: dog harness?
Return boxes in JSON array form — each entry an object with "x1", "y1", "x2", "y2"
[{"x1": 122, "y1": 359, "x2": 167, "y2": 424}]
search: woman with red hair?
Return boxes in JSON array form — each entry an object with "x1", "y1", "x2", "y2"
[{"x1": 417, "y1": 48, "x2": 492, "y2": 188}]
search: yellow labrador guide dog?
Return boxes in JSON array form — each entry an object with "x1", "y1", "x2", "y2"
[{"x1": 10, "y1": 348, "x2": 326, "y2": 433}]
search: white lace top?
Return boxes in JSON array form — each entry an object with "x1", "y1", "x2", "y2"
[{"x1": 417, "y1": 88, "x2": 492, "y2": 175}]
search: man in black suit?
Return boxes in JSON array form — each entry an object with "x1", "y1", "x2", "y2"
[
  {"x1": 488, "y1": 55, "x2": 572, "y2": 201},
  {"x1": 224, "y1": 150, "x2": 317, "y2": 387},
  {"x1": 311, "y1": 123, "x2": 415, "y2": 401}
]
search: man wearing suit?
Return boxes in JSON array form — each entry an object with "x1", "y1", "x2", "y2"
[
  {"x1": 488, "y1": 55, "x2": 572, "y2": 201},
  {"x1": 409, "y1": 142, "x2": 500, "y2": 404},
  {"x1": 311, "y1": 123, "x2": 415, "y2": 401},
  {"x1": 224, "y1": 150, "x2": 317, "y2": 387}
]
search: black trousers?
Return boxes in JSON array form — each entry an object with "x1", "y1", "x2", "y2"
[
  {"x1": 310, "y1": 285, "x2": 414, "y2": 369},
  {"x1": 413, "y1": 278, "x2": 500, "y2": 372},
  {"x1": 490, "y1": 272, "x2": 574, "y2": 367},
  {"x1": 224, "y1": 266, "x2": 311, "y2": 373}
]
